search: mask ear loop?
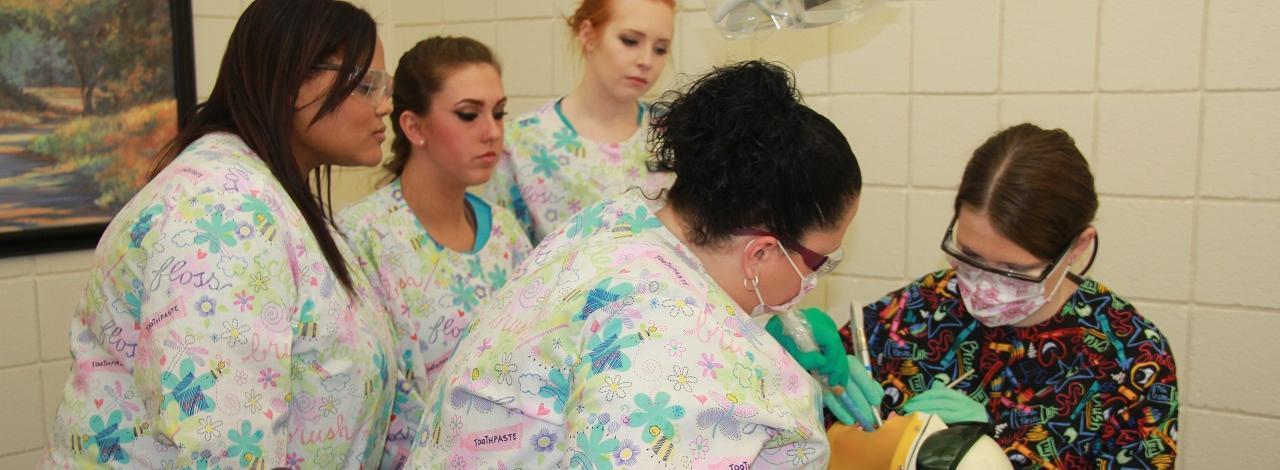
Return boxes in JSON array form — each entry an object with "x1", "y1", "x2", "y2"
[
  {"x1": 742, "y1": 238, "x2": 763, "y2": 292},
  {"x1": 1078, "y1": 231, "x2": 1099, "y2": 276}
]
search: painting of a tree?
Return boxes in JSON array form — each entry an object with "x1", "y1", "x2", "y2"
[{"x1": 0, "y1": 0, "x2": 193, "y2": 255}]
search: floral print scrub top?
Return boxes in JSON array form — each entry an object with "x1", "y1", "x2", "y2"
[
  {"x1": 339, "y1": 180, "x2": 532, "y2": 467},
  {"x1": 45, "y1": 133, "x2": 400, "y2": 469},
  {"x1": 842, "y1": 270, "x2": 1178, "y2": 469},
  {"x1": 482, "y1": 98, "x2": 674, "y2": 244},
  {"x1": 406, "y1": 194, "x2": 829, "y2": 469}
]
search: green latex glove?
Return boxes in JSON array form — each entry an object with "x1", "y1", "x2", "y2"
[
  {"x1": 825, "y1": 355, "x2": 885, "y2": 430},
  {"x1": 900, "y1": 380, "x2": 989, "y2": 425},
  {"x1": 764, "y1": 307, "x2": 850, "y2": 387}
]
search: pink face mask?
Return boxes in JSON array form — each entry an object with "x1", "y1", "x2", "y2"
[{"x1": 949, "y1": 258, "x2": 1067, "y2": 327}]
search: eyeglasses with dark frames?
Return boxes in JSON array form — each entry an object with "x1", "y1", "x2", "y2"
[{"x1": 731, "y1": 228, "x2": 843, "y2": 275}]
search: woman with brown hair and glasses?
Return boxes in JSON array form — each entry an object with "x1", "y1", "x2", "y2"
[
  {"x1": 839, "y1": 124, "x2": 1178, "y2": 468},
  {"x1": 46, "y1": 1, "x2": 402, "y2": 467}
]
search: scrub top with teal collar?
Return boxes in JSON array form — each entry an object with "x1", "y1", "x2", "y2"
[
  {"x1": 482, "y1": 98, "x2": 674, "y2": 244},
  {"x1": 339, "y1": 180, "x2": 532, "y2": 468}
]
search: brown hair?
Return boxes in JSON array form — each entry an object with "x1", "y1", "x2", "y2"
[
  {"x1": 566, "y1": 0, "x2": 676, "y2": 42},
  {"x1": 385, "y1": 36, "x2": 500, "y2": 180},
  {"x1": 148, "y1": 0, "x2": 377, "y2": 292},
  {"x1": 954, "y1": 123, "x2": 1098, "y2": 260}
]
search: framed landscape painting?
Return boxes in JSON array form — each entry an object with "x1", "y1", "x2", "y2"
[{"x1": 0, "y1": 0, "x2": 195, "y2": 257}]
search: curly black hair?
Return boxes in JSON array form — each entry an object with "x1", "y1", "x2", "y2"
[{"x1": 648, "y1": 60, "x2": 862, "y2": 247}]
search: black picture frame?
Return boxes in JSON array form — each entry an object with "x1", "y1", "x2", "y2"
[{"x1": 0, "y1": 0, "x2": 196, "y2": 258}]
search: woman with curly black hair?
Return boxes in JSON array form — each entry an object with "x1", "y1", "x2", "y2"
[{"x1": 406, "y1": 60, "x2": 867, "y2": 468}]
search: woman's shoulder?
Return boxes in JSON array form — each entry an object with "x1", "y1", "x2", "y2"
[
  {"x1": 337, "y1": 181, "x2": 401, "y2": 235},
  {"x1": 509, "y1": 100, "x2": 558, "y2": 131},
  {"x1": 1072, "y1": 278, "x2": 1170, "y2": 340}
]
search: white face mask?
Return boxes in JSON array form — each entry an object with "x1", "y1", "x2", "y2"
[
  {"x1": 950, "y1": 258, "x2": 1068, "y2": 327},
  {"x1": 750, "y1": 245, "x2": 818, "y2": 317}
]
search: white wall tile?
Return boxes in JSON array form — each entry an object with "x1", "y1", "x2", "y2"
[
  {"x1": 840, "y1": 188, "x2": 907, "y2": 278},
  {"x1": 38, "y1": 273, "x2": 88, "y2": 361},
  {"x1": 1187, "y1": 308, "x2": 1280, "y2": 416},
  {"x1": 0, "y1": 451, "x2": 42, "y2": 469},
  {"x1": 1090, "y1": 198, "x2": 1194, "y2": 302},
  {"x1": 753, "y1": 27, "x2": 831, "y2": 96},
  {"x1": 1205, "y1": 0, "x2": 1280, "y2": 90},
  {"x1": 830, "y1": 4, "x2": 911, "y2": 93},
  {"x1": 356, "y1": 0, "x2": 393, "y2": 23},
  {"x1": 676, "y1": 11, "x2": 753, "y2": 78},
  {"x1": 497, "y1": 0, "x2": 554, "y2": 19},
  {"x1": 0, "y1": 255, "x2": 32, "y2": 279},
  {"x1": 438, "y1": 22, "x2": 498, "y2": 50},
  {"x1": 1098, "y1": 0, "x2": 1204, "y2": 91},
  {"x1": 34, "y1": 250, "x2": 93, "y2": 275},
  {"x1": 909, "y1": 96, "x2": 999, "y2": 188},
  {"x1": 394, "y1": 25, "x2": 444, "y2": 66},
  {"x1": 999, "y1": 94, "x2": 1097, "y2": 162},
  {"x1": 552, "y1": 19, "x2": 585, "y2": 96},
  {"x1": 191, "y1": 0, "x2": 243, "y2": 17},
  {"x1": 911, "y1": 0, "x2": 999, "y2": 92},
  {"x1": 192, "y1": 17, "x2": 238, "y2": 100},
  {"x1": 1195, "y1": 202, "x2": 1280, "y2": 309},
  {"x1": 390, "y1": 0, "x2": 443, "y2": 25},
  {"x1": 1200, "y1": 92, "x2": 1280, "y2": 200},
  {"x1": 829, "y1": 95, "x2": 910, "y2": 186},
  {"x1": 1095, "y1": 94, "x2": 1199, "y2": 197},
  {"x1": 906, "y1": 189, "x2": 956, "y2": 276},
  {"x1": 1002, "y1": 0, "x2": 1098, "y2": 92},
  {"x1": 0, "y1": 367, "x2": 45, "y2": 455},
  {"x1": 331, "y1": 166, "x2": 383, "y2": 211},
  {"x1": 1183, "y1": 408, "x2": 1279, "y2": 470},
  {"x1": 443, "y1": 0, "x2": 495, "y2": 22},
  {"x1": 497, "y1": 19, "x2": 556, "y2": 97},
  {"x1": 0, "y1": 280, "x2": 38, "y2": 368}
]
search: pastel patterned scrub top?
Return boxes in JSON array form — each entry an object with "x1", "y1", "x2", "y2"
[
  {"x1": 841, "y1": 270, "x2": 1178, "y2": 469},
  {"x1": 338, "y1": 180, "x2": 533, "y2": 467},
  {"x1": 405, "y1": 194, "x2": 830, "y2": 469},
  {"x1": 45, "y1": 133, "x2": 400, "y2": 469},
  {"x1": 482, "y1": 98, "x2": 674, "y2": 244}
]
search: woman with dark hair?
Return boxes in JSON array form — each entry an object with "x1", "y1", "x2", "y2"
[
  {"x1": 482, "y1": 0, "x2": 676, "y2": 244},
  {"x1": 406, "y1": 60, "x2": 867, "y2": 468},
  {"x1": 840, "y1": 124, "x2": 1179, "y2": 468},
  {"x1": 337, "y1": 36, "x2": 532, "y2": 467},
  {"x1": 46, "y1": 1, "x2": 400, "y2": 467}
]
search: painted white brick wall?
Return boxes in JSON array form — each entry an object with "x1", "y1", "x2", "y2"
[{"x1": 5, "y1": 0, "x2": 1277, "y2": 466}]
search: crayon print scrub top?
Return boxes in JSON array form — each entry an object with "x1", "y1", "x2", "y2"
[
  {"x1": 338, "y1": 180, "x2": 532, "y2": 467},
  {"x1": 45, "y1": 133, "x2": 400, "y2": 469},
  {"x1": 482, "y1": 98, "x2": 674, "y2": 244},
  {"x1": 842, "y1": 270, "x2": 1178, "y2": 469},
  {"x1": 406, "y1": 194, "x2": 830, "y2": 469}
]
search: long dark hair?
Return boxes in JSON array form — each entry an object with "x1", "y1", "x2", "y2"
[
  {"x1": 955, "y1": 123, "x2": 1098, "y2": 260},
  {"x1": 649, "y1": 60, "x2": 862, "y2": 246},
  {"x1": 149, "y1": 0, "x2": 378, "y2": 292},
  {"x1": 386, "y1": 36, "x2": 500, "y2": 181}
]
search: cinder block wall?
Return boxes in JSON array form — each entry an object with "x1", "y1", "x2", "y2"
[{"x1": 3, "y1": 1, "x2": 1276, "y2": 467}]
